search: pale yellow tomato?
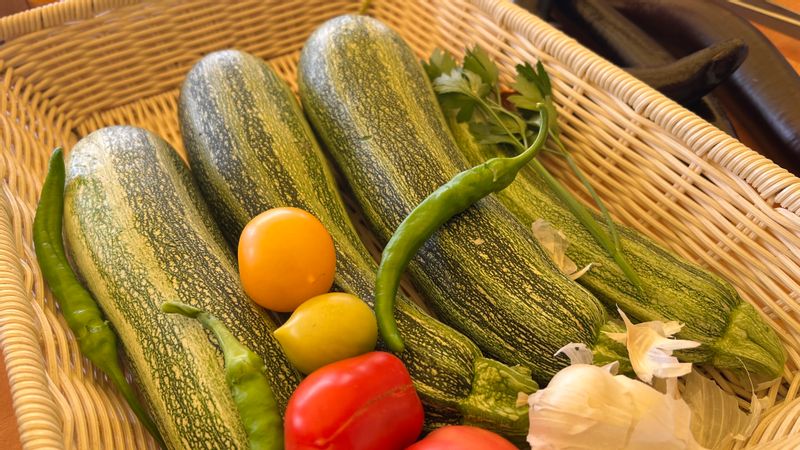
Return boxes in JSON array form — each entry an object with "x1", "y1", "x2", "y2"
[
  {"x1": 238, "y1": 207, "x2": 336, "y2": 312},
  {"x1": 274, "y1": 292, "x2": 378, "y2": 374}
]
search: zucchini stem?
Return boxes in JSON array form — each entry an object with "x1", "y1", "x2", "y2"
[
  {"x1": 358, "y1": 0, "x2": 372, "y2": 15},
  {"x1": 460, "y1": 357, "x2": 538, "y2": 438}
]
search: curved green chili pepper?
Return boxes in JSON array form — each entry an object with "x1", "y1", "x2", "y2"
[
  {"x1": 161, "y1": 302, "x2": 283, "y2": 450},
  {"x1": 375, "y1": 108, "x2": 550, "y2": 352},
  {"x1": 33, "y1": 148, "x2": 165, "y2": 447}
]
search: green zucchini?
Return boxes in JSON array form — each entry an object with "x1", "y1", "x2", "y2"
[
  {"x1": 445, "y1": 114, "x2": 786, "y2": 378},
  {"x1": 178, "y1": 49, "x2": 537, "y2": 437},
  {"x1": 63, "y1": 126, "x2": 301, "y2": 449},
  {"x1": 297, "y1": 15, "x2": 612, "y2": 383}
]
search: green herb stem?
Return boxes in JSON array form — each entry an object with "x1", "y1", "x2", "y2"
[
  {"x1": 550, "y1": 135, "x2": 622, "y2": 251},
  {"x1": 477, "y1": 97, "x2": 527, "y2": 149},
  {"x1": 475, "y1": 73, "x2": 640, "y2": 291},
  {"x1": 426, "y1": 49, "x2": 642, "y2": 290},
  {"x1": 529, "y1": 158, "x2": 643, "y2": 290},
  {"x1": 481, "y1": 97, "x2": 626, "y2": 277}
]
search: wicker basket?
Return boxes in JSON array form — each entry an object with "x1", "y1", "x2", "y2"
[{"x1": 1, "y1": 0, "x2": 799, "y2": 448}]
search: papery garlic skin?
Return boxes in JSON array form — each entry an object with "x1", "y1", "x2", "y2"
[
  {"x1": 555, "y1": 343, "x2": 593, "y2": 365},
  {"x1": 526, "y1": 364, "x2": 705, "y2": 450},
  {"x1": 531, "y1": 219, "x2": 593, "y2": 280},
  {"x1": 605, "y1": 308, "x2": 701, "y2": 384}
]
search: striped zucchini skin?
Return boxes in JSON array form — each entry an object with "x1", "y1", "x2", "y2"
[
  {"x1": 178, "y1": 49, "x2": 536, "y2": 435},
  {"x1": 447, "y1": 116, "x2": 786, "y2": 378},
  {"x1": 63, "y1": 126, "x2": 301, "y2": 449},
  {"x1": 297, "y1": 15, "x2": 608, "y2": 383}
]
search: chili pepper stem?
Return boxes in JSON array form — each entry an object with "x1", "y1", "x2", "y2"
[
  {"x1": 104, "y1": 365, "x2": 166, "y2": 448},
  {"x1": 375, "y1": 108, "x2": 550, "y2": 353}
]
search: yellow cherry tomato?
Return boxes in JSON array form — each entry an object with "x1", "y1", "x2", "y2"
[
  {"x1": 238, "y1": 207, "x2": 336, "y2": 312},
  {"x1": 273, "y1": 292, "x2": 378, "y2": 374}
]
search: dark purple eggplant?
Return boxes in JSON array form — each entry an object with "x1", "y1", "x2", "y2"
[
  {"x1": 608, "y1": 0, "x2": 800, "y2": 169},
  {"x1": 627, "y1": 39, "x2": 748, "y2": 105},
  {"x1": 558, "y1": 0, "x2": 738, "y2": 136},
  {"x1": 515, "y1": 0, "x2": 555, "y2": 19},
  {"x1": 570, "y1": 0, "x2": 749, "y2": 100},
  {"x1": 570, "y1": 0, "x2": 673, "y2": 65}
]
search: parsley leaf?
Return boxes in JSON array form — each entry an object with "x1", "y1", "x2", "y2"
[
  {"x1": 463, "y1": 46, "x2": 499, "y2": 90},
  {"x1": 428, "y1": 54, "x2": 553, "y2": 150},
  {"x1": 438, "y1": 69, "x2": 486, "y2": 98},
  {"x1": 432, "y1": 69, "x2": 488, "y2": 123},
  {"x1": 424, "y1": 46, "x2": 643, "y2": 292},
  {"x1": 423, "y1": 48, "x2": 458, "y2": 81},
  {"x1": 469, "y1": 121, "x2": 522, "y2": 146}
]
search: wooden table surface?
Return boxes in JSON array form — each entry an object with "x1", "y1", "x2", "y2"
[
  {"x1": 0, "y1": 1, "x2": 799, "y2": 449},
  {"x1": 755, "y1": 22, "x2": 800, "y2": 73}
]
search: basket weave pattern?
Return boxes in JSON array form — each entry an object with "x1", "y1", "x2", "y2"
[{"x1": 1, "y1": 0, "x2": 799, "y2": 448}]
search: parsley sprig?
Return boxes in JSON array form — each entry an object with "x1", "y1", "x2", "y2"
[{"x1": 424, "y1": 47, "x2": 642, "y2": 291}]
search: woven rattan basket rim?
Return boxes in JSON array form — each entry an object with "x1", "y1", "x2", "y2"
[
  {"x1": 1, "y1": 1, "x2": 799, "y2": 449},
  {"x1": 2, "y1": 0, "x2": 798, "y2": 211},
  {"x1": 0, "y1": 0, "x2": 137, "y2": 41},
  {"x1": 472, "y1": 0, "x2": 800, "y2": 213}
]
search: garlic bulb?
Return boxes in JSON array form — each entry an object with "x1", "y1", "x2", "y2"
[
  {"x1": 524, "y1": 361, "x2": 703, "y2": 450},
  {"x1": 522, "y1": 311, "x2": 764, "y2": 450},
  {"x1": 523, "y1": 313, "x2": 705, "y2": 450}
]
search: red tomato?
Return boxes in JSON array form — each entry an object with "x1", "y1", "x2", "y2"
[
  {"x1": 238, "y1": 207, "x2": 335, "y2": 312},
  {"x1": 284, "y1": 352, "x2": 424, "y2": 450},
  {"x1": 405, "y1": 426, "x2": 517, "y2": 450}
]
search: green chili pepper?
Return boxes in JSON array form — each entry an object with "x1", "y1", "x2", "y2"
[
  {"x1": 375, "y1": 107, "x2": 551, "y2": 353},
  {"x1": 33, "y1": 148, "x2": 164, "y2": 447},
  {"x1": 161, "y1": 302, "x2": 283, "y2": 450}
]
